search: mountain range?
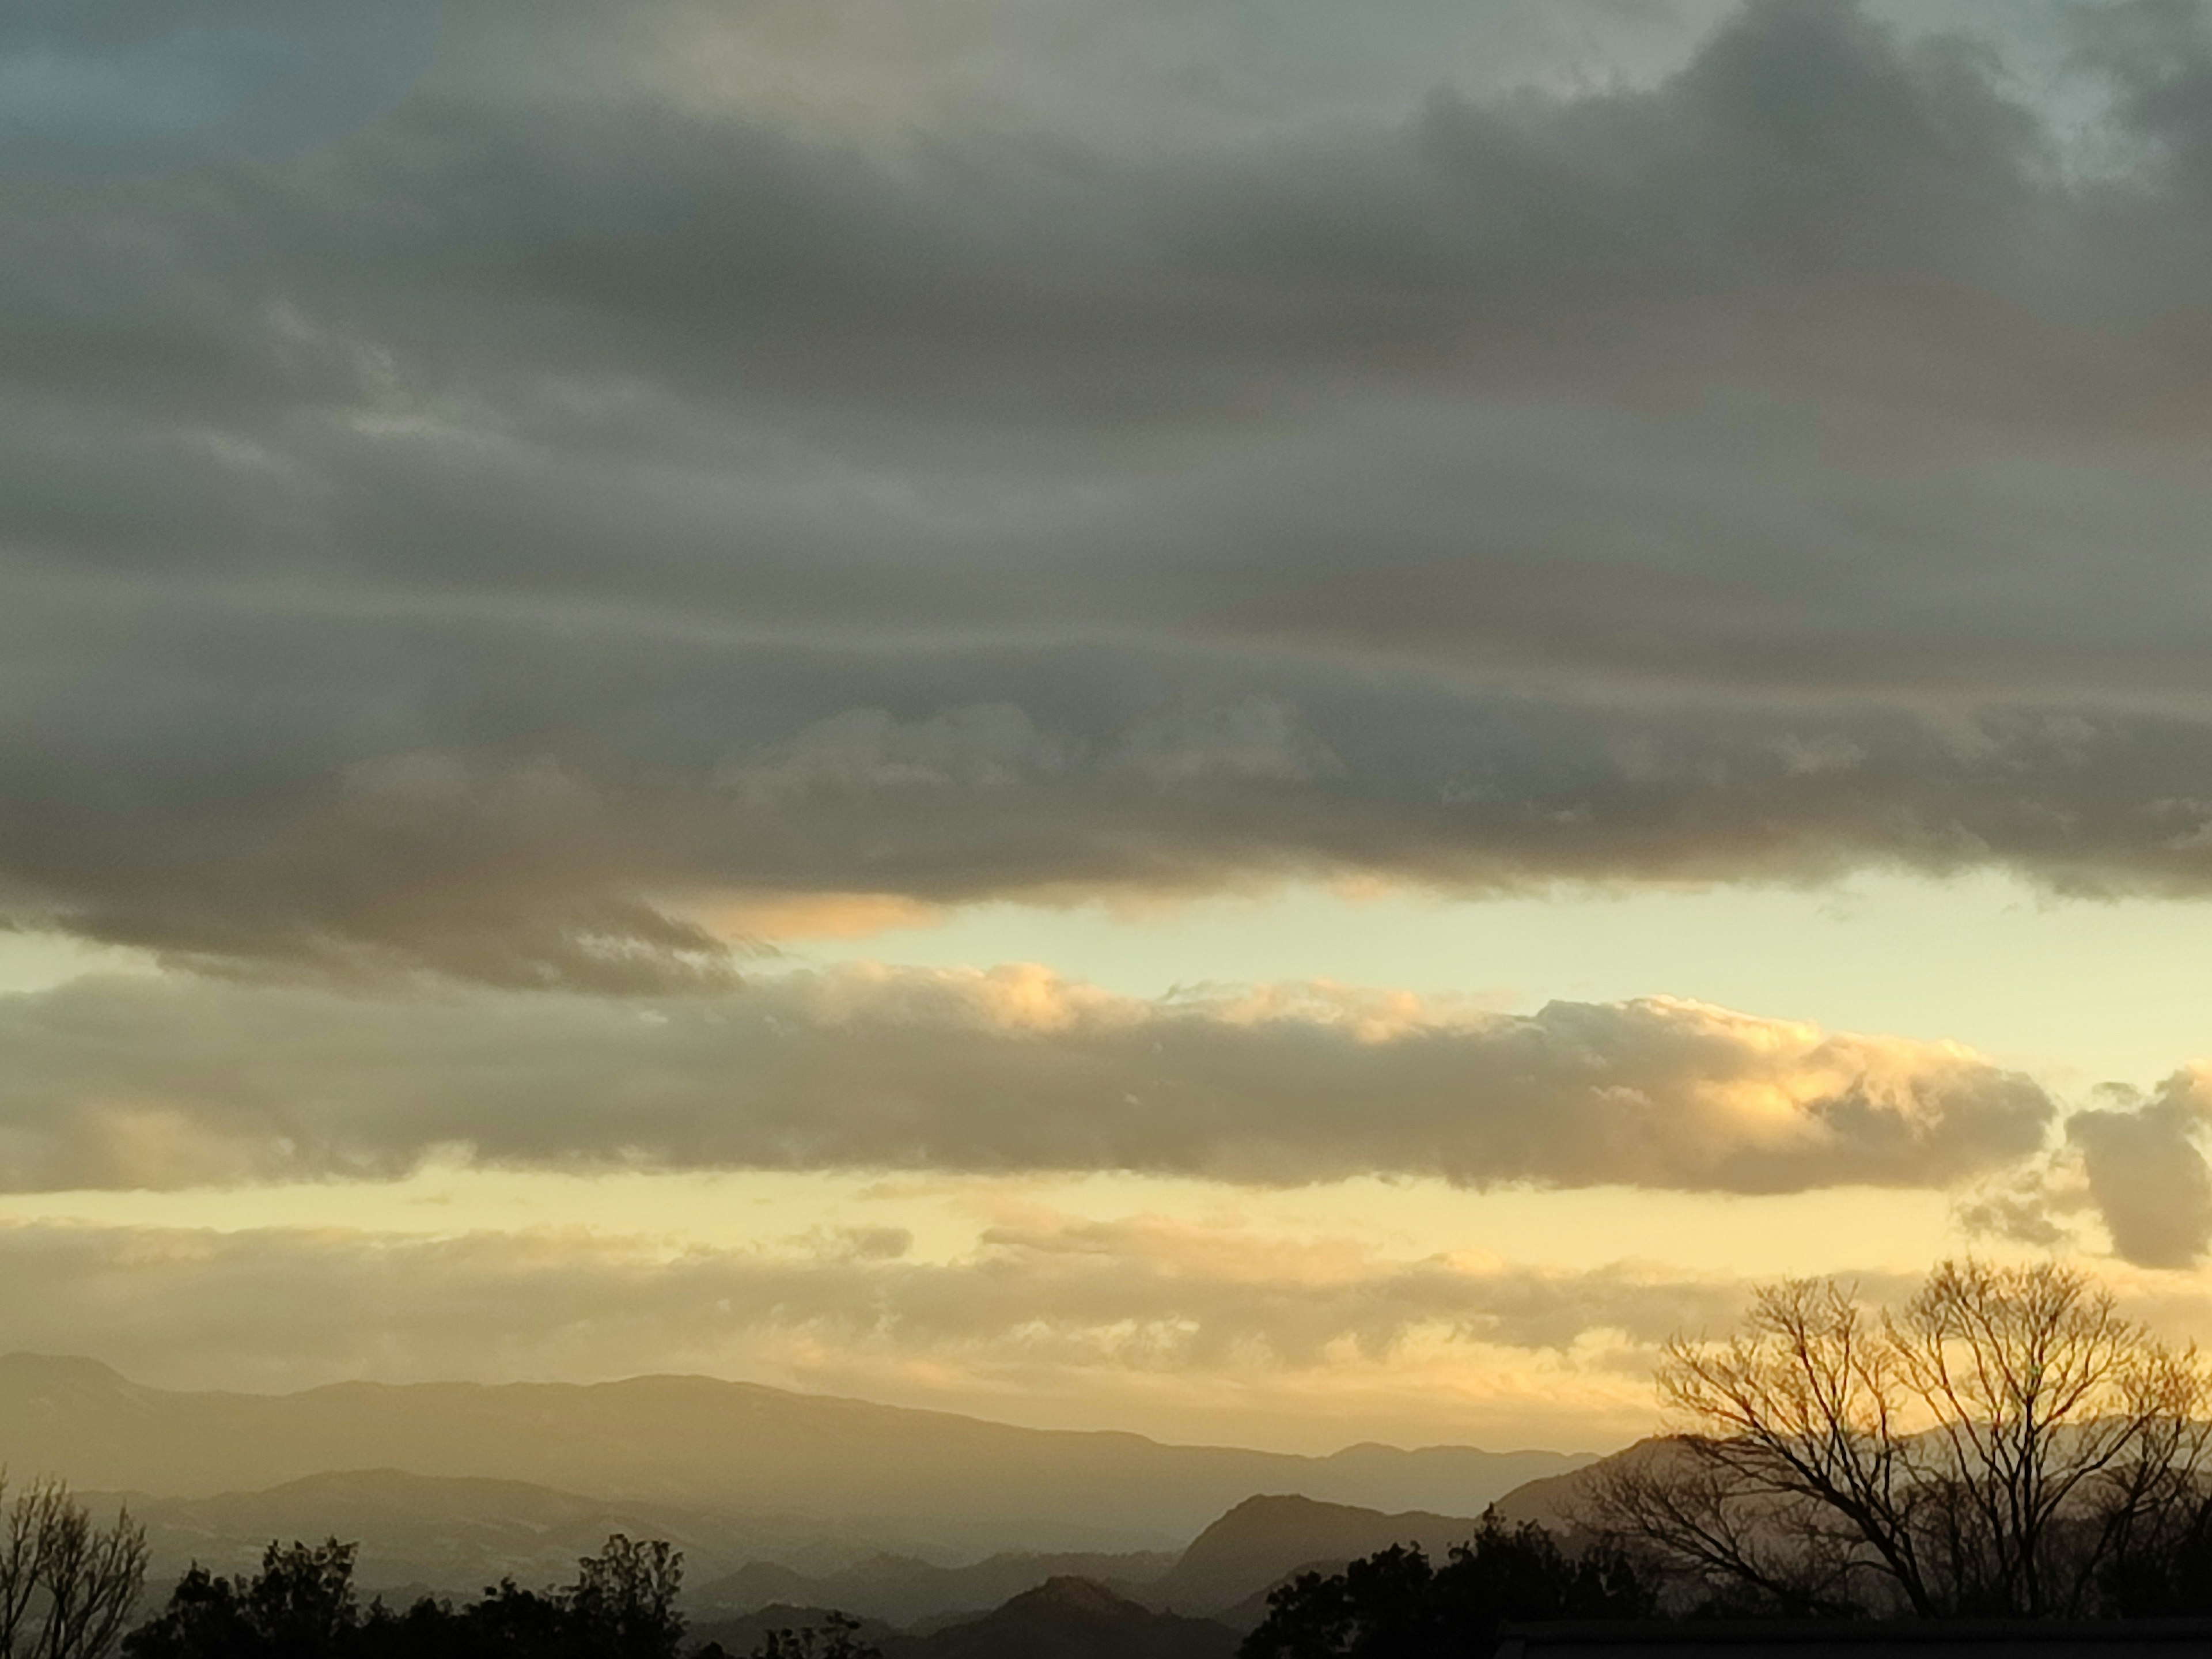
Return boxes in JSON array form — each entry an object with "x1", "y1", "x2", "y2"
[
  {"x1": 0, "y1": 1349, "x2": 1642, "y2": 1655},
  {"x1": 0, "y1": 1353, "x2": 1593, "y2": 1554}
]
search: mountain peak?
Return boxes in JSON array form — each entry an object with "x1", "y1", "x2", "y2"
[
  {"x1": 1151, "y1": 1493, "x2": 1483, "y2": 1615},
  {"x1": 991, "y1": 1577, "x2": 1156, "y2": 1626},
  {"x1": 1196, "y1": 1493, "x2": 1378, "y2": 1531}
]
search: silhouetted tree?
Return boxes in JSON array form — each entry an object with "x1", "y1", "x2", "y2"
[
  {"x1": 0, "y1": 1474, "x2": 148, "y2": 1659},
  {"x1": 1241, "y1": 1513, "x2": 1655, "y2": 1659},
  {"x1": 565, "y1": 1536, "x2": 684, "y2": 1659},
  {"x1": 1597, "y1": 1259, "x2": 2212, "y2": 1619},
  {"x1": 125, "y1": 1540, "x2": 356, "y2": 1659},
  {"x1": 250, "y1": 1541, "x2": 358, "y2": 1658},
  {"x1": 741, "y1": 1611, "x2": 882, "y2": 1659},
  {"x1": 119, "y1": 1566, "x2": 248, "y2": 1659},
  {"x1": 126, "y1": 1532, "x2": 686, "y2": 1659}
]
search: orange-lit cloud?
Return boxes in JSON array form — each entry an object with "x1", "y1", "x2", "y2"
[
  {"x1": 695, "y1": 891, "x2": 948, "y2": 942},
  {"x1": 0, "y1": 968, "x2": 2054, "y2": 1195}
]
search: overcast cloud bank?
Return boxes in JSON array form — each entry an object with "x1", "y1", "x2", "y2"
[{"x1": 5, "y1": 2, "x2": 2212, "y2": 983}]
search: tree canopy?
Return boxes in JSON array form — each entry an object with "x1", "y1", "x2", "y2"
[
  {"x1": 123, "y1": 1533, "x2": 685, "y2": 1659},
  {"x1": 1597, "y1": 1258, "x2": 2212, "y2": 1619},
  {"x1": 1240, "y1": 1512, "x2": 1655, "y2": 1659}
]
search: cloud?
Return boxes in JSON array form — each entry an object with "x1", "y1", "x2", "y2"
[
  {"x1": 1952, "y1": 1166, "x2": 2076, "y2": 1252},
  {"x1": 0, "y1": 968, "x2": 2055, "y2": 1194},
  {"x1": 1951, "y1": 1066, "x2": 2212, "y2": 1270},
  {"x1": 17, "y1": 1204, "x2": 2212, "y2": 1445},
  {"x1": 0, "y1": 0, "x2": 444, "y2": 176},
  {"x1": 3, "y1": 2, "x2": 2212, "y2": 980},
  {"x1": 2069, "y1": 1070, "x2": 2212, "y2": 1268},
  {"x1": 0, "y1": 1211, "x2": 1750, "y2": 1401},
  {"x1": 18, "y1": 623, "x2": 2212, "y2": 984}
]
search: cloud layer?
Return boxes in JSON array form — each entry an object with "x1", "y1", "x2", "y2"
[
  {"x1": 0, "y1": 968, "x2": 2054, "y2": 1194},
  {"x1": 5, "y1": 2, "x2": 2212, "y2": 981},
  {"x1": 0, "y1": 1211, "x2": 1752, "y2": 1426}
]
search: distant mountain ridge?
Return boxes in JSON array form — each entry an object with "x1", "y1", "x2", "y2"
[
  {"x1": 0, "y1": 1354, "x2": 1596, "y2": 1553},
  {"x1": 62, "y1": 1465, "x2": 1599, "y2": 1634},
  {"x1": 90, "y1": 1469, "x2": 862, "y2": 1603}
]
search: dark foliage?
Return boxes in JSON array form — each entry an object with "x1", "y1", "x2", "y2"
[
  {"x1": 2100, "y1": 1499, "x2": 2212, "y2": 1618},
  {"x1": 123, "y1": 1533, "x2": 685, "y2": 1659},
  {"x1": 709, "y1": 1610, "x2": 883, "y2": 1659},
  {"x1": 1240, "y1": 1512, "x2": 1656, "y2": 1659}
]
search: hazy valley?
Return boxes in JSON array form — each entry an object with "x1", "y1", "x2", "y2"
[{"x1": 2, "y1": 1351, "x2": 1608, "y2": 1645}]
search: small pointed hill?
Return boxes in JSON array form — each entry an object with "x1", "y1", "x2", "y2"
[
  {"x1": 692, "y1": 1550, "x2": 1176, "y2": 1626},
  {"x1": 909, "y1": 1577, "x2": 1236, "y2": 1659},
  {"x1": 1146, "y1": 1494, "x2": 1486, "y2": 1615},
  {"x1": 993, "y1": 1580, "x2": 1155, "y2": 1625}
]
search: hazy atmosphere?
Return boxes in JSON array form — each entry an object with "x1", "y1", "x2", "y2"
[{"x1": 11, "y1": 0, "x2": 2212, "y2": 1465}]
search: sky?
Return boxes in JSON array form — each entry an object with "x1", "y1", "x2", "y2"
[{"x1": 6, "y1": 0, "x2": 2212, "y2": 1456}]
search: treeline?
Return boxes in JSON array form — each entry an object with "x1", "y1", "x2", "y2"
[
  {"x1": 1239, "y1": 1502, "x2": 2212, "y2": 1659},
  {"x1": 1241, "y1": 1514, "x2": 1655, "y2": 1659},
  {"x1": 113, "y1": 1530, "x2": 896, "y2": 1659},
  {"x1": 0, "y1": 1487, "x2": 857, "y2": 1659},
  {"x1": 122, "y1": 1534, "x2": 689, "y2": 1659}
]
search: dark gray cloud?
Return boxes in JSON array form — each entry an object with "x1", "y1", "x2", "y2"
[
  {"x1": 5, "y1": 1, "x2": 2212, "y2": 982},
  {"x1": 15, "y1": 617, "x2": 2212, "y2": 986},
  {"x1": 0, "y1": 969, "x2": 2054, "y2": 1193}
]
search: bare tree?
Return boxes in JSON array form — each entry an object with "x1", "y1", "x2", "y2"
[
  {"x1": 1595, "y1": 1260, "x2": 2212, "y2": 1619},
  {"x1": 0, "y1": 1476, "x2": 147, "y2": 1659}
]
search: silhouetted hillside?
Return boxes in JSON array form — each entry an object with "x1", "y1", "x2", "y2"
[
  {"x1": 903, "y1": 1577, "x2": 1237, "y2": 1659},
  {"x1": 693, "y1": 1550, "x2": 1176, "y2": 1625},
  {"x1": 1486, "y1": 1437, "x2": 1699, "y2": 1533},
  {"x1": 0, "y1": 1354, "x2": 1592, "y2": 1552},
  {"x1": 1147, "y1": 1494, "x2": 1486, "y2": 1615}
]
